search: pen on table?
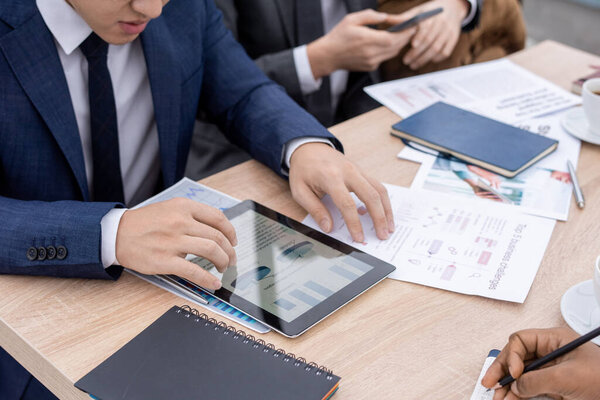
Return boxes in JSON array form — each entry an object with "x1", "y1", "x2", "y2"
[
  {"x1": 567, "y1": 160, "x2": 585, "y2": 208},
  {"x1": 489, "y1": 325, "x2": 600, "y2": 391}
]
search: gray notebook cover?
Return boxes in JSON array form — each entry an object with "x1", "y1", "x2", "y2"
[{"x1": 75, "y1": 306, "x2": 340, "y2": 400}]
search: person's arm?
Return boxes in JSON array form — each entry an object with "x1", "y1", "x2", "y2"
[
  {"x1": 481, "y1": 328, "x2": 600, "y2": 400},
  {"x1": 401, "y1": 0, "x2": 477, "y2": 70},
  {"x1": 213, "y1": 0, "x2": 305, "y2": 103},
  {"x1": 199, "y1": 1, "x2": 341, "y2": 174},
  {"x1": 215, "y1": 3, "x2": 415, "y2": 103},
  {"x1": 200, "y1": 1, "x2": 394, "y2": 242},
  {"x1": 0, "y1": 195, "x2": 122, "y2": 279},
  {"x1": 306, "y1": 10, "x2": 416, "y2": 80}
]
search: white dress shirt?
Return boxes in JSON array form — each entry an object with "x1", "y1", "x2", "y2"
[
  {"x1": 37, "y1": 0, "x2": 332, "y2": 268},
  {"x1": 293, "y1": 0, "x2": 478, "y2": 107}
]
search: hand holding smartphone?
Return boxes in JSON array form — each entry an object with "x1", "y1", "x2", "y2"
[{"x1": 386, "y1": 7, "x2": 444, "y2": 33}]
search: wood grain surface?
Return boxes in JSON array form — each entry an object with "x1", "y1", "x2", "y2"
[{"x1": 1, "y1": 41, "x2": 599, "y2": 399}]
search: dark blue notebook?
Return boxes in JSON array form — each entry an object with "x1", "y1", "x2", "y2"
[
  {"x1": 75, "y1": 305, "x2": 340, "y2": 400},
  {"x1": 391, "y1": 102, "x2": 558, "y2": 177}
]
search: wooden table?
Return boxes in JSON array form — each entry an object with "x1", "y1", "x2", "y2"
[{"x1": 2, "y1": 41, "x2": 599, "y2": 399}]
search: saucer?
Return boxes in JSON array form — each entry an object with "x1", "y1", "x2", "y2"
[
  {"x1": 561, "y1": 108, "x2": 600, "y2": 145},
  {"x1": 560, "y1": 280, "x2": 600, "y2": 345}
]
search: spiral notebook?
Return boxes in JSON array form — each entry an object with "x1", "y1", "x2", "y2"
[{"x1": 75, "y1": 305, "x2": 341, "y2": 400}]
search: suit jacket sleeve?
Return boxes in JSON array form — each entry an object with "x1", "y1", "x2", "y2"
[
  {"x1": 214, "y1": 0, "x2": 304, "y2": 103},
  {"x1": 0, "y1": 196, "x2": 123, "y2": 279},
  {"x1": 199, "y1": 0, "x2": 342, "y2": 175},
  {"x1": 462, "y1": 0, "x2": 482, "y2": 32}
]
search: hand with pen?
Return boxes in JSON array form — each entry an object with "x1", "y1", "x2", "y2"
[{"x1": 481, "y1": 327, "x2": 600, "y2": 400}]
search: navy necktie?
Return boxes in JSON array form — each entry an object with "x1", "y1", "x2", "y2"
[
  {"x1": 79, "y1": 33, "x2": 125, "y2": 203},
  {"x1": 295, "y1": 0, "x2": 334, "y2": 126}
]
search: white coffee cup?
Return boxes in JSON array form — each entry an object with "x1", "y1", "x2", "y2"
[
  {"x1": 583, "y1": 78, "x2": 600, "y2": 135},
  {"x1": 594, "y1": 255, "x2": 600, "y2": 308}
]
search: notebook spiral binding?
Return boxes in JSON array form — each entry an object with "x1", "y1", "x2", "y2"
[{"x1": 177, "y1": 305, "x2": 334, "y2": 380}]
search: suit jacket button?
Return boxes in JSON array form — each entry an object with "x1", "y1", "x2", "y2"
[
  {"x1": 37, "y1": 247, "x2": 47, "y2": 261},
  {"x1": 26, "y1": 247, "x2": 38, "y2": 261},
  {"x1": 56, "y1": 245, "x2": 68, "y2": 260},
  {"x1": 46, "y1": 245, "x2": 57, "y2": 260}
]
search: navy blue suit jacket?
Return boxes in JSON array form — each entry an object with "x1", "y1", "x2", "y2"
[{"x1": 0, "y1": 0, "x2": 342, "y2": 280}]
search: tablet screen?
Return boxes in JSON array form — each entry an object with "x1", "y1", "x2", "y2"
[{"x1": 191, "y1": 209, "x2": 373, "y2": 322}]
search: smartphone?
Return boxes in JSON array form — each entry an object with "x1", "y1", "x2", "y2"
[{"x1": 386, "y1": 7, "x2": 444, "y2": 33}]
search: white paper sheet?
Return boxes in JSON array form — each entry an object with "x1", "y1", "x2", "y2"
[
  {"x1": 302, "y1": 184, "x2": 555, "y2": 303},
  {"x1": 401, "y1": 110, "x2": 581, "y2": 221},
  {"x1": 364, "y1": 59, "x2": 581, "y2": 122},
  {"x1": 471, "y1": 350, "x2": 550, "y2": 400},
  {"x1": 132, "y1": 177, "x2": 239, "y2": 210}
]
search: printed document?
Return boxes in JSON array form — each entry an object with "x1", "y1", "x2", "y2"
[
  {"x1": 404, "y1": 110, "x2": 581, "y2": 220},
  {"x1": 132, "y1": 177, "x2": 239, "y2": 210},
  {"x1": 303, "y1": 184, "x2": 555, "y2": 303},
  {"x1": 364, "y1": 59, "x2": 581, "y2": 122}
]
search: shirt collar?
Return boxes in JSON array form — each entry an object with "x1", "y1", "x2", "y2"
[{"x1": 36, "y1": 0, "x2": 92, "y2": 55}]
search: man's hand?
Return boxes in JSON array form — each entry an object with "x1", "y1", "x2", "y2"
[
  {"x1": 401, "y1": 0, "x2": 470, "y2": 70},
  {"x1": 481, "y1": 327, "x2": 600, "y2": 400},
  {"x1": 289, "y1": 143, "x2": 394, "y2": 243},
  {"x1": 115, "y1": 198, "x2": 238, "y2": 290},
  {"x1": 307, "y1": 9, "x2": 416, "y2": 79}
]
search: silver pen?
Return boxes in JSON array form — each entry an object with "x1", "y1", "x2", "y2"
[{"x1": 567, "y1": 160, "x2": 585, "y2": 209}]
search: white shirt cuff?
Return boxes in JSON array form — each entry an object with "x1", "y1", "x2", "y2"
[
  {"x1": 100, "y1": 208, "x2": 128, "y2": 268},
  {"x1": 282, "y1": 137, "x2": 335, "y2": 176},
  {"x1": 462, "y1": 0, "x2": 477, "y2": 27},
  {"x1": 293, "y1": 45, "x2": 323, "y2": 95}
]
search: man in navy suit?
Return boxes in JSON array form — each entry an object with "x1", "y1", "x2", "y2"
[{"x1": 0, "y1": 0, "x2": 395, "y2": 397}]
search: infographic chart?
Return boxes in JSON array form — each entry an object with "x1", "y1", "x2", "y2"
[{"x1": 303, "y1": 185, "x2": 555, "y2": 303}]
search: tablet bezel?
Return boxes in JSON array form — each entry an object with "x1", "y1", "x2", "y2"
[{"x1": 191, "y1": 200, "x2": 395, "y2": 337}]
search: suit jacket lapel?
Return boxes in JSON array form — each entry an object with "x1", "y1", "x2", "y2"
[
  {"x1": 275, "y1": 0, "x2": 295, "y2": 46},
  {"x1": 140, "y1": 19, "x2": 181, "y2": 188},
  {"x1": 0, "y1": 11, "x2": 90, "y2": 200}
]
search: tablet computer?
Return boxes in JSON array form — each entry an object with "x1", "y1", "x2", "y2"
[{"x1": 175, "y1": 200, "x2": 395, "y2": 337}]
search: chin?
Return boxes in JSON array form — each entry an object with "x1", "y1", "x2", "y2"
[{"x1": 101, "y1": 31, "x2": 140, "y2": 45}]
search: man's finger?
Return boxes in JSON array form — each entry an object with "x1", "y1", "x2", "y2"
[
  {"x1": 329, "y1": 184, "x2": 364, "y2": 243},
  {"x1": 293, "y1": 184, "x2": 334, "y2": 233},
  {"x1": 483, "y1": 329, "x2": 557, "y2": 390},
  {"x1": 384, "y1": 6, "x2": 420, "y2": 26},
  {"x1": 511, "y1": 367, "x2": 564, "y2": 399},
  {"x1": 346, "y1": 9, "x2": 388, "y2": 26},
  {"x1": 483, "y1": 356, "x2": 510, "y2": 388},
  {"x1": 432, "y1": 30, "x2": 458, "y2": 63},
  {"x1": 503, "y1": 391, "x2": 521, "y2": 400},
  {"x1": 492, "y1": 386, "x2": 511, "y2": 400},
  {"x1": 402, "y1": 26, "x2": 434, "y2": 63},
  {"x1": 404, "y1": 17, "x2": 438, "y2": 62},
  {"x1": 365, "y1": 175, "x2": 394, "y2": 233},
  {"x1": 349, "y1": 175, "x2": 389, "y2": 240},
  {"x1": 408, "y1": 30, "x2": 445, "y2": 69},
  {"x1": 172, "y1": 258, "x2": 222, "y2": 290},
  {"x1": 183, "y1": 221, "x2": 237, "y2": 266},
  {"x1": 179, "y1": 236, "x2": 231, "y2": 273},
  {"x1": 188, "y1": 202, "x2": 238, "y2": 246}
]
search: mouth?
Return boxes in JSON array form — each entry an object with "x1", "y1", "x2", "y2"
[{"x1": 118, "y1": 20, "x2": 149, "y2": 35}]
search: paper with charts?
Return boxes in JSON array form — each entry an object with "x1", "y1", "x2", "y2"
[
  {"x1": 471, "y1": 350, "x2": 551, "y2": 400},
  {"x1": 364, "y1": 59, "x2": 581, "y2": 122},
  {"x1": 404, "y1": 109, "x2": 581, "y2": 221},
  {"x1": 303, "y1": 184, "x2": 555, "y2": 303},
  {"x1": 132, "y1": 177, "x2": 239, "y2": 210}
]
